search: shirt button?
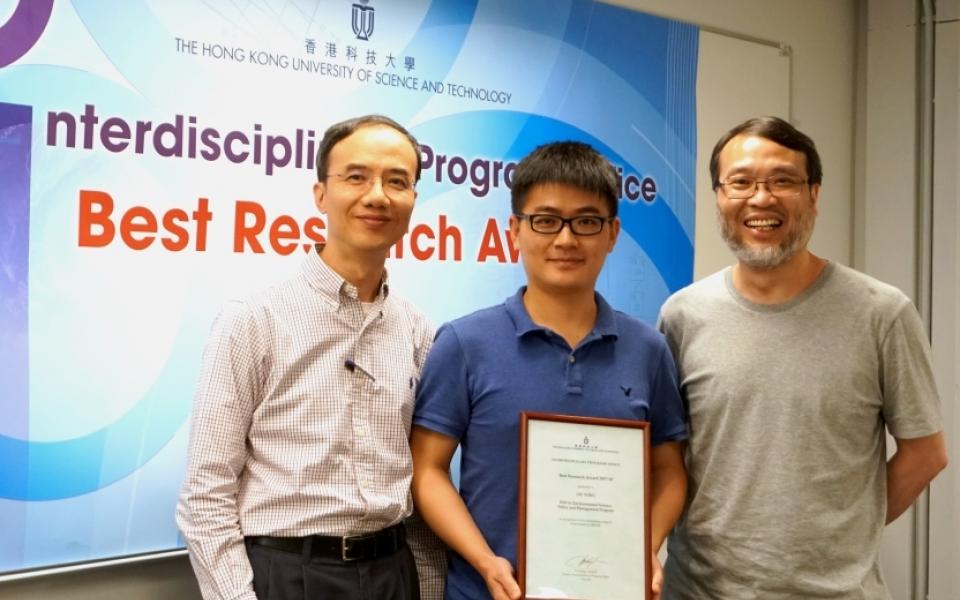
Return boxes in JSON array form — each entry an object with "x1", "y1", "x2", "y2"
[{"x1": 568, "y1": 355, "x2": 576, "y2": 364}]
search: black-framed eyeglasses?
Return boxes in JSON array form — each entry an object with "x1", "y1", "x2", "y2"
[
  {"x1": 325, "y1": 170, "x2": 416, "y2": 199},
  {"x1": 514, "y1": 213, "x2": 615, "y2": 236},
  {"x1": 720, "y1": 175, "x2": 809, "y2": 199}
]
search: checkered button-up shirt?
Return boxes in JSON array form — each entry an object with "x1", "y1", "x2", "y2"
[{"x1": 176, "y1": 247, "x2": 445, "y2": 600}]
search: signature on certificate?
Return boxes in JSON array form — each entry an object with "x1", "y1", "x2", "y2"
[{"x1": 563, "y1": 554, "x2": 609, "y2": 576}]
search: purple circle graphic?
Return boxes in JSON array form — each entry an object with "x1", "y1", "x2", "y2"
[{"x1": 0, "y1": 0, "x2": 55, "y2": 68}]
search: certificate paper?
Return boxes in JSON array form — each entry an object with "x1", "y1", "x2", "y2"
[{"x1": 518, "y1": 413, "x2": 650, "y2": 600}]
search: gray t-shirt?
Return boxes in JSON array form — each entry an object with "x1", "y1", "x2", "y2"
[{"x1": 658, "y1": 262, "x2": 942, "y2": 599}]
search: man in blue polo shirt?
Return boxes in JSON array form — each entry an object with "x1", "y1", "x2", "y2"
[{"x1": 410, "y1": 141, "x2": 688, "y2": 600}]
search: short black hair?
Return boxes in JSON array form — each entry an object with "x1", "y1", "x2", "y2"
[
  {"x1": 510, "y1": 141, "x2": 619, "y2": 216},
  {"x1": 709, "y1": 116, "x2": 823, "y2": 189},
  {"x1": 315, "y1": 114, "x2": 421, "y2": 182}
]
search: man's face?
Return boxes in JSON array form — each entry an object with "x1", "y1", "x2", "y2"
[
  {"x1": 313, "y1": 125, "x2": 419, "y2": 258},
  {"x1": 715, "y1": 134, "x2": 820, "y2": 269},
  {"x1": 509, "y1": 183, "x2": 619, "y2": 296}
]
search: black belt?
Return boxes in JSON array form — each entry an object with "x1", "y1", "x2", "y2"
[{"x1": 247, "y1": 523, "x2": 406, "y2": 562}]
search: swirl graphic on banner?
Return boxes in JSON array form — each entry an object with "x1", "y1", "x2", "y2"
[
  {"x1": 0, "y1": 102, "x2": 32, "y2": 499},
  {"x1": 0, "y1": 320, "x2": 200, "y2": 501},
  {"x1": 0, "y1": 0, "x2": 54, "y2": 68}
]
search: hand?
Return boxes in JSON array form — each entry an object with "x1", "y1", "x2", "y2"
[
  {"x1": 651, "y1": 552, "x2": 663, "y2": 600},
  {"x1": 478, "y1": 555, "x2": 521, "y2": 600}
]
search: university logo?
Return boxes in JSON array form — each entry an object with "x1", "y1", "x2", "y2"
[
  {"x1": 575, "y1": 435, "x2": 597, "y2": 450},
  {"x1": 351, "y1": 1, "x2": 375, "y2": 41}
]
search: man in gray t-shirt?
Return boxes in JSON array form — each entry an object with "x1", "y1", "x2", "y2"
[{"x1": 658, "y1": 116, "x2": 947, "y2": 599}]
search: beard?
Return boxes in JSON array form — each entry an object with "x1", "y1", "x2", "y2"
[{"x1": 718, "y1": 205, "x2": 816, "y2": 269}]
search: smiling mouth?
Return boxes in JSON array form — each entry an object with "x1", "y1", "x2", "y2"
[
  {"x1": 744, "y1": 217, "x2": 782, "y2": 231},
  {"x1": 357, "y1": 215, "x2": 390, "y2": 225}
]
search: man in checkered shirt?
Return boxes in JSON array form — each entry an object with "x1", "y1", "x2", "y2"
[{"x1": 177, "y1": 115, "x2": 445, "y2": 600}]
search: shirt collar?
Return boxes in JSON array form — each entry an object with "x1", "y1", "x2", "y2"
[
  {"x1": 505, "y1": 287, "x2": 619, "y2": 340},
  {"x1": 301, "y1": 243, "x2": 390, "y2": 305}
]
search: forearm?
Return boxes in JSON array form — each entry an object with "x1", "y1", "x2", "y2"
[
  {"x1": 886, "y1": 432, "x2": 948, "y2": 523},
  {"x1": 885, "y1": 459, "x2": 927, "y2": 523},
  {"x1": 411, "y1": 425, "x2": 519, "y2": 600},
  {"x1": 179, "y1": 302, "x2": 262, "y2": 599},
  {"x1": 405, "y1": 510, "x2": 447, "y2": 600},
  {"x1": 178, "y1": 395, "x2": 255, "y2": 599},
  {"x1": 412, "y1": 466, "x2": 498, "y2": 573},
  {"x1": 649, "y1": 462, "x2": 687, "y2": 552},
  {"x1": 185, "y1": 540, "x2": 257, "y2": 600},
  {"x1": 178, "y1": 411, "x2": 256, "y2": 599},
  {"x1": 648, "y1": 441, "x2": 687, "y2": 553},
  {"x1": 177, "y1": 487, "x2": 256, "y2": 600}
]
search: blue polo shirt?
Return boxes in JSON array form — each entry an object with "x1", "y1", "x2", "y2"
[{"x1": 413, "y1": 288, "x2": 687, "y2": 600}]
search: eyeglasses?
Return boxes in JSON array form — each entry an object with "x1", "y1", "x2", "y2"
[
  {"x1": 720, "y1": 175, "x2": 809, "y2": 199},
  {"x1": 514, "y1": 213, "x2": 615, "y2": 236},
  {"x1": 325, "y1": 170, "x2": 416, "y2": 199}
]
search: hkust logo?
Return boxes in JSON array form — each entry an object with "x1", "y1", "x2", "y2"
[
  {"x1": 575, "y1": 436, "x2": 598, "y2": 450},
  {"x1": 351, "y1": 0, "x2": 375, "y2": 41}
]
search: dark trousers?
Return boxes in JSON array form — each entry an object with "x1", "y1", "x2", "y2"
[{"x1": 245, "y1": 538, "x2": 420, "y2": 600}]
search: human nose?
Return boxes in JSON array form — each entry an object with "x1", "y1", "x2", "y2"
[
  {"x1": 747, "y1": 181, "x2": 776, "y2": 205},
  {"x1": 361, "y1": 176, "x2": 389, "y2": 205},
  {"x1": 552, "y1": 221, "x2": 578, "y2": 246}
]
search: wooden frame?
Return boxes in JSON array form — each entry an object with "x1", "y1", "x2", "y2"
[{"x1": 517, "y1": 412, "x2": 651, "y2": 600}]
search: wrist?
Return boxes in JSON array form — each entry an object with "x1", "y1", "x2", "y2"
[{"x1": 474, "y1": 551, "x2": 503, "y2": 576}]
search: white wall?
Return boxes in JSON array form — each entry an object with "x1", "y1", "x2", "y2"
[
  {"x1": 928, "y1": 3, "x2": 959, "y2": 599},
  {"x1": 857, "y1": 2, "x2": 920, "y2": 597},
  {"x1": 857, "y1": 1, "x2": 959, "y2": 598},
  {"x1": 693, "y1": 31, "x2": 791, "y2": 279}
]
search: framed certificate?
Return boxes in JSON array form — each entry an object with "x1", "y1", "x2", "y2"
[{"x1": 517, "y1": 412, "x2": 651, "y2": 600}]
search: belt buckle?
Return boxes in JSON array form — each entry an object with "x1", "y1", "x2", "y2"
[{"x1": 341, "y1": 535, "x2": 362, "y2": 562}]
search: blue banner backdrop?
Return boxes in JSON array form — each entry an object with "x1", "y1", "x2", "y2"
[{"x1": 0, "y1": 0, "x2": 697, "y2": 573}]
